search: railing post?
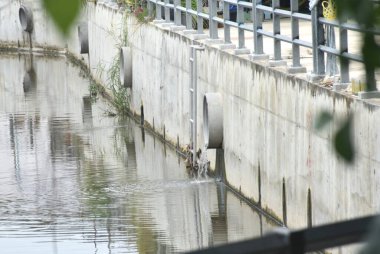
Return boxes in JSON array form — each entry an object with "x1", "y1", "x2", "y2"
[
  {"x1": 272, "y1": 0, "x2": 281, "y2": 61},
  {"x1": 290, "y1": 0, "x2": 300, "y2": 67},
  {"x1": 156, "y1": 0, "x2": 162, "y2": 19},
  {"x1": 311, "y1": 4, "x2": 325, "y2": 77},
  {"x1": 186, "y1": 0, "x2": 192, "y2": 29},
  {"x1": 197, "y1": 0, "x2": 203, "y2": 33},
  {"x1": 288, "y1": 0, "x2": 306, "y2": 73},
  {"x1": 252, "y1": 0, "x2": 264, "y2": 55},
  {"x1": 223, "y1": 0, "x2": 231, "y2": 43},
  {"x1": 237, "y1": 0, "x2": 245, "y2": 49},
  {"x1": 174, "y1": 0, "x2": 181, "y2": 25},
  {"x1": 209, "y1": 0, "x2": 218, "y2": 39},
  {"x1": 365, "y1": 37, "x2": 376, "y2": 91},
  {"x1": 164, "y1": 0, "x2": 170, "y2": 22},
  {"x1": 148, "y1": 0, "x2": 153, "y2": 18},
  {"x1": 339, "y1": 22, "x2": 349, "y2": 83}
]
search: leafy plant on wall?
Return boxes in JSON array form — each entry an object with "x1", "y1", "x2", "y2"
[{"x1": 41, "y1": 0, "x2": 84, "y2": 36}]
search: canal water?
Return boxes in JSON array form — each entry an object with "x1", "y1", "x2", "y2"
[{"x1": 0, "y1": 53, "x2": 277, "y2": 253}]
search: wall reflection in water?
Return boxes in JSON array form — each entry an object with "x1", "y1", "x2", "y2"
[{"x1": 0, "y1": 53, "x2": 277, "y2": 253}]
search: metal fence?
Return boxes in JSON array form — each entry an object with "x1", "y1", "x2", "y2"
[
  {"x1": 145, "y1": 0, "x2": 380, "y2": 92},
  {"x1": 187, "y1": 214, "x2": 377, "y2": 254}
]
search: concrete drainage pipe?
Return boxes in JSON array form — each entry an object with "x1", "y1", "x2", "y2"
[
  {"x1": 120, "y1": 47, "x2": 132, "y2": 88},
  {"x1": 19, "y1": 5, "x2": 34, "y2": 33},
  {"x1": 78, "y1": 22, "x2": 89, "y2": 54},
  {"x1": 203, "y1": 93, "x2": 223, "y2": 149}
]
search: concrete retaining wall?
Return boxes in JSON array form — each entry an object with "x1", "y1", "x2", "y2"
[
  {"x1": 0, "y1": 0, "x2": 81, "y2": 51},
  {"x1": 1, "y1": 1, "x2": 380, "y2": 230}
]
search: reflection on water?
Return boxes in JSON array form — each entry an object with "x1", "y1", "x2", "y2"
[{"x1": 0, "y1": 53, "x2": 277, "y2": 253}]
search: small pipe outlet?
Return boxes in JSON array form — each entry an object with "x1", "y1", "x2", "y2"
[
  {"x1": 78, "y1": 22, "x2": 89, "y2": 54},
  {"x1": 19, "y1": 5, "x2": 34, "y2": 33},
  {"x1": 203, "y1": 93, "x2": 223, "y2": 149},
  {"x1": 120, "y1": 47, "x2": 132, "y2": 88}
]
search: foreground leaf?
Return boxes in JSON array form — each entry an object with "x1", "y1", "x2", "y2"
[
  {"x1": 42, "y1": 0, "x2": 82, "y2": 36},
  {"x1": 314, "y1": 111, "x2": 333, "y2": 130},
  {"x1": 334, "y1": 116, "x2": 354, "y2": 163}
]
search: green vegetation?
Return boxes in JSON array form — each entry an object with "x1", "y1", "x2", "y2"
[
  {"x1": 107, "y1": 54, "x2": 130, "y2": 115},
  {"x1": 41, "y1": 0, "x2": 83, "y2": 36}
]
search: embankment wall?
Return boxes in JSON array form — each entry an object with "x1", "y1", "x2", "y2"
[{"x1": 1, "y1": 0, "x2": 380, "y2": 229}]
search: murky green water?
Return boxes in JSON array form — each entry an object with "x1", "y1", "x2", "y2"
[{"x1": 0, "y1": 53, "x2": 276, "y2": 253}]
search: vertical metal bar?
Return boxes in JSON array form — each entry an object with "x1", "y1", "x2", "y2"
[
  {"x1": 291, "y1": 0, "x2": 301, "y2": 67},
  {"x1": 193, "y1": 48, "x2": 198, "y2": 166},
  {"x1": 197, "y1": 0, "x2": 203, "y2": 33},
  {"x1": 189, "y1": 47, "x2": 194, "y2": 163},
  {"x1": 365, "y1": 33, "x2": 376, "y2": 91},
  {"x1": 224, "y1": 1, "x2": 231, "y2": 43},
  {"x1": 339, "y1": 24, "x2": 349, "y2": 83},
  {"x1": 237, "y1": 0, "x2": 245, "y2": 48},
  {"x1": 311, "y1": 4, "x2": 325, "y2": 76},
  {"x1": 189, "y1": 46, "x2": 204, "y2": 166},
  {"x1": 148, "y1": 0, "x2": 153, "y2": 17},
  {"x1": 253, "y1": 0, "x2": 264, "y2": 54},
  {"x1": 186, "y1": 0, "x2": 192, "y2": 29},
  {"x1": 156, "y1": 0, "x2": 162, "y2": 19},
  {"x1": 165, "y1": 0, "x2": 170, "y2": 22},
  {"x1": 209, "y1": 0, "x2": 218, "y2": 39},
  {"x1": 174, "y1": 0, "x2": 181, "y2": 25},
  {"x1": 272, "y1": 0, "x2": 281, "y2": 60},
  {"x1": 366, "y1": 65, "x2": 376, "y2": 91}
]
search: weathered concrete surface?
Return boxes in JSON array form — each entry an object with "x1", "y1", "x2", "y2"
[
  {"x1": 118, "y1": 10, "x2": 380, "y2": 229},
  {"x1": 1, "y1": 1, "x2": 380, "y2": 231},
  {"x1": 0, "y1": 0, "x2": 83, "y2": 59}
]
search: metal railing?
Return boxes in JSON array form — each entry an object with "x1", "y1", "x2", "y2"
[
  {"x1": 187, "y1": 214, "x2": 377, "y2": 254},
  {"x1": 145, "y1": 0, "x2": 380, "y2": 90}
]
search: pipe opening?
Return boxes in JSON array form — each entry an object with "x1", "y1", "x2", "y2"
[
  {"x1": 140, "y1": 104, "x2": 144, "y2": 126},
  {"x1": 120, "y1": 47, "x2": 132, "y2": 88},
  {"x1": 19, "y1": 5, "x2": 33, "y2": 33},
  {"x1": 203, "y1": 93, "x2": 223, "y2": 149},
  {"x1": 78, "y1": 22, "x2": 89, "y2": 54}
]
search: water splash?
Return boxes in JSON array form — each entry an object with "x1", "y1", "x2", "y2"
[
  {"x1": 184, "y1": 144, "x2": 209, "y2": 178},
  {"x1": 196, "y1": 145, "x2": 209, "y2": 178}
]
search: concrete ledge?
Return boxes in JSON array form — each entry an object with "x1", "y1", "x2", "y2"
[
  {"x1": 182, "y1": 29, "x2": 197, "y2": 35},
  {"x1": 170, "y1": 25, "x2": 186, "y2": 32},
  {"x1": 268, "y1": 59, "x2": 287, "y2": 67},
  {"x1": 217, "y1": 43, "x2": 236, "y2": 50},
  {"x1": 152, "y1": 19, "x2": 166, "y2": 24},
  {"x1": 204, "y1": 39, "x2": 224, "y2": 45},
  {"x1": 287, "y1": 66, "x2": 307, "y2": 74},
  {"x1": 249, "y1": 54, "x2": 269, "y2": 61},
  {"x1": 188, "y1": 33, "x2": 209, "y2": 40},
  {"x1": 307, "y1": 73, "x2": 325, "y2": 83},
  {"x1": 158, "y1": 22, "x2": 175, "y2": 29},
  {"x1": 234, "y1": 48, "x2": 250, "y2": 55},
  {"x1": 333, "y1": 83, "x2": 349, "y2": 92},
  {"x1": 358, "y1": 91, "x2": 380, "y2": 99}
]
